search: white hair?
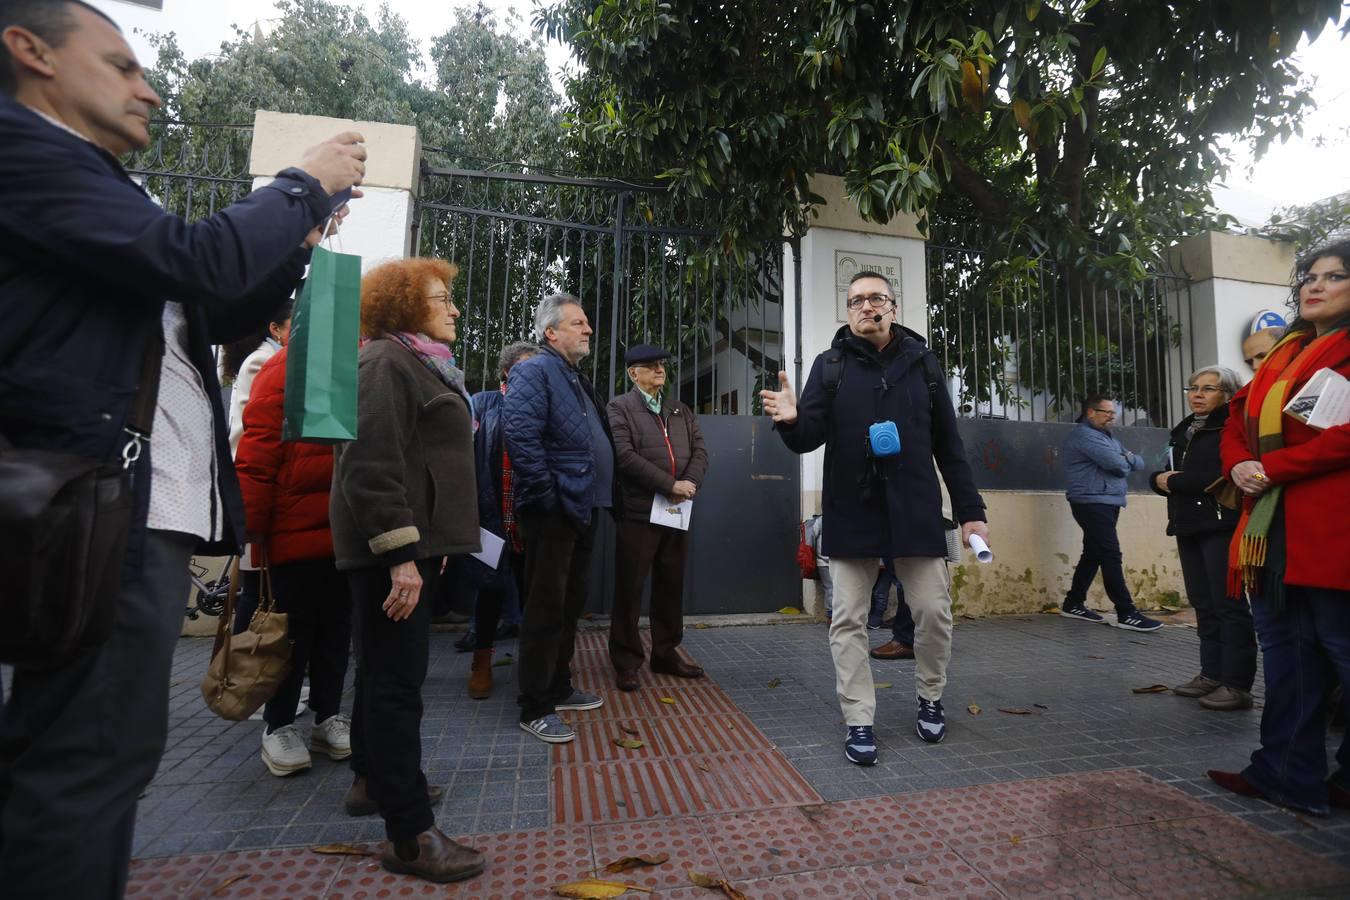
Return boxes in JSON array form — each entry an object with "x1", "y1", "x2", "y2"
[
  {"x1": 1187, "y1": 364, "x2": 1242, "y2": 397},
  {"x1": 532, "y1": 293, "x2": 582, "y2": 342}
]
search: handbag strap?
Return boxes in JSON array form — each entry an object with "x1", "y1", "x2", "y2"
[{"x1": 210, "y1": 557, "x2": 241, "y2": 690}]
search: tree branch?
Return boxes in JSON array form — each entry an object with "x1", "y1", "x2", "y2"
[{"x1": 935, "y1": 135, "x2": 1011, "y2": 226}]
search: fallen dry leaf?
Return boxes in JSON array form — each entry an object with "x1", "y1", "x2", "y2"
[
  {"x1": 960, "y1": 613, "x2": 978, "y2": 620},
  {"x1": 602, "y1": 852, "x2": 671, "y2": 874},
  {"x1": 778, "y1": 606, "x2": 802, "y2": 615},
  {"x1": 1010, "y1": 834, "x2": 1023, "y2": 844},
  {"x1": 1033, "y1": 703, "x2": 1048, "y2": 710},
  {"x1": 659, "y1": 697, "x2": 676, "y2": 705},
  {"x1": 997, "y1": 707, "x2": 1042, "y2": 716},
  {"x1": 1132, "y1": 684, "x2": 1170, "y2": 694},
  {"x1": 620, "y1": 724, "x2": 640, "y2": 736},
  {"x1": 687, "y1": 870, "x2": 747, "y2": 899},
  {"x1": 1128, "y1": 640, "x2": 1149, "y2": 646},
  {"x1": 766, "y1": 678, "x2": 781, "y2": 688},
  {"x1": 874, "y1": 682, "x2": 893, "y2": 689},
  {"x1": 553, "y1": 877, "x2": 652, "y2": 897},
  {"x1": 692, "y1": 622, "x2": 709, "y2": 629},
  {"x1": 311, "y1": 843, "x2": 374, "y2": 856},
  {"x1": 212, "y1": 873, "x2": 250, "y2": 896},
  {"x1": 904, "y1": 873, "x2": 929, "y2": 885},
  {"x1": 694, "y1": 760, "x2": 711, "y2": 773},
  {"x1": 492, "y1": 656, "x2": 514, "y2": 667},
  {"x1": 967, "y1": 704, "x2": 982, "y2": 715},
  {"x1": 614, "y1": 737, "x2": 645, "y2": 750}
]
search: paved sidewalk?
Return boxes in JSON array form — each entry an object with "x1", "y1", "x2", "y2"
[{"x1": 122, "y1": 615, "x2": 1350, "y2": 897}]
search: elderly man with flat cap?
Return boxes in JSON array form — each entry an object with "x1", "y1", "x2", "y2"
[{"x1": 606, "y1": 344, "x2": 710, "y2": 691}]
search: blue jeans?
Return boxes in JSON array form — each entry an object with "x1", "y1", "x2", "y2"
[
  {"x1": 867, "y1": 560, "x2": 915, "y2": 645},
  {"x1": 1243, "y1": 585, "x2": 1350, "y2": 815}
]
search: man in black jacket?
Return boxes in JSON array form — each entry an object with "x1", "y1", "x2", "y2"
[
  {"x1": 0, "y1": 2, "x2": 364, "y2": 895},
  {"x1": 762, "y1": 271, "x2": 990, "y2": 765}
]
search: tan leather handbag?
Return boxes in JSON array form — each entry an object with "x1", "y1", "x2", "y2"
[{"x1": 201, "y1": 558, "x2": 291, "y2": 720}]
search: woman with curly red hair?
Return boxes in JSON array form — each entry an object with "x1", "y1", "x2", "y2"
[{"x1": 329, "y1": 257, "x2": 484, "y2": 883}]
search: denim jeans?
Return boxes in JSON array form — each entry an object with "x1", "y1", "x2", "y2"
[
  {"x1": 1064, "y1": 502, "x2": 1136, "y2": 615},
  {"x1": 1242, "y1": 585, "x2": 1350, "y2": 815}
]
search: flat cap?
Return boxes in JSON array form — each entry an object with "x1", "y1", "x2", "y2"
[{"x1": 624, "y1": 344, "x2": 670, "y2": 365}]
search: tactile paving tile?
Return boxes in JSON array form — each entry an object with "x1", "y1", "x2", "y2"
[
  {"x1": 556, "y1": 712, "x2": 773, "y2": 763},
  {"x1": 698, "y1": 806, "x2": 835, "y2": 881},
  {"x1": 895, "y1": 784, "x2": 1046, "y2": 850},
  {"x1": 798, "y1": 797, "x2": 948, "y2": 867},
  {"x1": 589, "y1": 815, "x2": 725, "y2": 892},
  {"x1": 554, "y1": 750, "x2": 820, "y2": 824},
  {"x1": 194, "y1": 847, "x2": 345, "y2": 898},
  {"x1": 1072, "y1": 768, "x2": 1228, "y2": 823},
  {"x1": 1154, "y1": 814, "x2": 1350, "y2": 894},
  {"x1": 328, "y1": 826, "x2": 593, "y2": 899},
  {"x1": 126, "y1": 852, "x2": 218, "y2": 897},
  {"x1": 1071, "y1": 822, "x2": 1263, "y2": 898},
  {"x1": 848, "y1": 853, "x2": 1004, "y2": 899},
  {"x1": 579, "y1": 684, "x2": 742, "y2": 721},
  {"x1": 959, "y1": 836, "x2": 1139, "y2": 898},
  {"x1": 707, "y1": 866, "x2": 870, "y2": 899},
  {"x1": 974, "y1": 774, "x2": 1140, "y2": 834}
]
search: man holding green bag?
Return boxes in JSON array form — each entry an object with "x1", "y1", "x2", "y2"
[{"x1": 0, "y1": 2, "x2": 366, "y2": 895}]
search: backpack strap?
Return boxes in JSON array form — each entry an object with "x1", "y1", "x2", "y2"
[
  {"x1": 919, "y1": 351, "x2": 944, "y2": 416},
  {"x1": 821, "y1": 351, "x2": 844, "y2": 403}
]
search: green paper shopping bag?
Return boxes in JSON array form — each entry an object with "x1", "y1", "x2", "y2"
[{"x1": 282, "y1": 245, "x2": 362, "y2": 443}]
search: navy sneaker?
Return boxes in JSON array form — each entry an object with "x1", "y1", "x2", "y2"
[
  {"x1": 916, "y1": 698, "x2": 946, "y2": 743},
  {"x1": 1060, "y1": 605, "x2": 1105, "y2": 623},
  {"x1": 1115, "y1": 610, "x2": 1163, "y2": 632},
  {"x1": 844, "y1": 725, "x2": 877, "y2": 766},
  {"x1": 555, "y1": 689, "x2": 604, "y2": 711}
]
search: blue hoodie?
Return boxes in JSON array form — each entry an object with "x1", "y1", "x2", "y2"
[{"x1": 1062, "y1": 420, "x2": 1144, "y2": 506}]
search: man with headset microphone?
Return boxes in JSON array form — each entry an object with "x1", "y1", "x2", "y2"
[{"x1": 761, "y1": 271, "x2": 989, "y2": 765}]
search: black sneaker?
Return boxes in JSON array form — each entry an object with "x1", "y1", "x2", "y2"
[
  {"x1": 1115, "y1": 610, "x2": 1163, "y2": 632},
  {"x1": 844, "y1": 725, "x2": 877, "y2": 765},
  {"x1": 916, "y1": 698, "x2": 946, "y2": 743},
  {"x1": 1060, "y1": 605, "x2": 1104, "y2": 623}
]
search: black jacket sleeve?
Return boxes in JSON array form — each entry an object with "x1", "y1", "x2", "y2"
[{"x1": 927, "y1": 361, "x2": 987, "y2": 524}]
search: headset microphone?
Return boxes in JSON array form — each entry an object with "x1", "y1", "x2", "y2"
[{"x1": 871, "y1": 314, "x2": 884, "y2": 323}]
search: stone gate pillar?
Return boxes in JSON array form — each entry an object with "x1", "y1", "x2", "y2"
[{"x1": 248, "y1": 110, "x2": 421, "y2": 270}]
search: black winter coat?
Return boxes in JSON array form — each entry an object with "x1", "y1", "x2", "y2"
[
  {"x1": 778, "y1": 324, "x2": 986, "y2": 559},
  {"x1": 1149, "y1": 403, "x2": 1239, "y2": 537},
  {"x1": 0, "y1": 97, "x2": 324, "y2": 567}
]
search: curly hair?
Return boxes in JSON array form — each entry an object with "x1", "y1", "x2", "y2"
[{"x1": 360, "y1": 257, "x2": 459, "y2": 338}]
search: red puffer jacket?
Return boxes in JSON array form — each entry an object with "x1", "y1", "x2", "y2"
[{"x1": 235, "y1": 349, "x2": 336, "y2": 564}]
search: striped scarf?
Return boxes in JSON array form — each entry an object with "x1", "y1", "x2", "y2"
[
  {"x1": 1229, "y1": 325, "x2": 1350, "y2": 607},
  {"x1": 385, "y1": 331, "x2": 477, "y2": 429}
]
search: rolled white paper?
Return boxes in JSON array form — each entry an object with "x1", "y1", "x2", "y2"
[{"x1": 968, "y1": 533, "x2": 994, "y2": 563}]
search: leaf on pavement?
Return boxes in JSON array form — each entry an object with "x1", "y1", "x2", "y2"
[
  {"x1": 767, "y1": 678, "x2": 781, "y2": 688},
  {"x1": 904, "y1": 873, "x2": 929, "y2": 885},
  {"x1": 659, "y1": 697, "x2": 676, "y2": 705},
  {"x1": 554, "y1": 878, "x2": 651, "y2": 897},
  {"x1": 492, "y1": 655, "x2": 514, "y2": 667},
  {"x1": 1132, "y1": 684, "x2": 1170, "y2": 694},
  {"x1": 694, "y1": 760, "x2": 711, "y2": 773},
  {"x1": 212, "y1": 874, "x2": 250, "y2": 895},
  {"x1": 620, "y1": 724, "x2": 640, "y2": 736},
  {"x1": 687, "y1": 870, "x2": 747, "y2": 899},
  {"x1": 778, "y1": 606, "x2": 802, "y2": 615},
  {"x1": 967, "y1": 704, "x2": 981, "y2": 715},
  {"x1": 1040, "y1": 603, "x2": 1060, "y2": 613},
  {"x1": 874, "y1": 682, "x2": 893, "y2": 689},
  {"x1": 602, "y1": 852, "x2": 670, "y2": 874},
  {"x1": 311, "y1": 843, "x2": 374, "y2": 856},
  {"x1": 997, "y1": 707, "x2": 1041, "y2": 716},
  {"x1": 614, "y1": 737, "x2": 645, "y2": 750},
  {"x1": 1033, "y1": 703, "x2": 1048, "y2": 709}
]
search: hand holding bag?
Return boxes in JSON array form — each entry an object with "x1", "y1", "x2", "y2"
[{"x1": 201, "y1": 558, "x2": 291, "y2": 720}]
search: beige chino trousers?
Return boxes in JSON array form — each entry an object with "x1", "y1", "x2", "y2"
[{"x1": 828, "y1": 556, "x2": 954, "y2": 725}]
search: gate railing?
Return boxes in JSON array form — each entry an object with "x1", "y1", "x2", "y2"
[
  {"x1": 125, "y1": 121, "x2": 254, "y2": 220},
  {"x1": 415, "y1": 160, "x2": 787, "y2": 412}
]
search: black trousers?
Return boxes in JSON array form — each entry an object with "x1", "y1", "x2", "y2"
[
  {"x1": 347, "y1": 557, "x2": 438, "y2": 843},
  {"x1": 263, "y1": 559, "x2": 353, "y2": 730},
  {"x1": 609, "y1": 520, "x2": 690, "y2": 672},
  {"x1": 0, "y1": 529, "x2": 196, "y2": 899},
  {"x1": 1176, "y1": 530, "x2": 1256, "y2": 691},
  {"x1": 517, "y1": 507, "x2": 598, "y2": 722},
  {"x1": 1064, "y1": 502, "x2": 1136, "y2": 615}
]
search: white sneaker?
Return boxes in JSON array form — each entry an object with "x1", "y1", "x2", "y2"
[
  {"x1": 310, "y1": 713, "x2": 352, "y2": 760},
  {"x1": 261, "y1": 724, "x2": 312, "y2": 776}
]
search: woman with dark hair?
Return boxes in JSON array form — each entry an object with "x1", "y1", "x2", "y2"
[
  {"x1": 1208, "y1": 239, "x2": 1350, "y2": 815},
  {"x1": 330, "y1": 258, "x2": 484, "y2": 883},
  {"x1": 1150, "y1": 365, "x2": 1254, "y2": 710},
  {"x1": 450, "y1": 340, "x2": 537, "y2": 698}
]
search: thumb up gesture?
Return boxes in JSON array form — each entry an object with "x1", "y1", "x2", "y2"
[{"x1": 759, "y1": 371, "x2": 798, "y2": 424}]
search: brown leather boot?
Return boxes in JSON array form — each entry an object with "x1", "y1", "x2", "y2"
[
  {"x1": 468, "y1": 648, "x2": 493, "y2": 699},
  {"x1": 382, "y1": 826, "x2": 485, "y2": 883}
]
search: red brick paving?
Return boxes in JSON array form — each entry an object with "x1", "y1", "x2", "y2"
[{"x1": 128, "y1": 631, "x2": 1350, "y2": 898}]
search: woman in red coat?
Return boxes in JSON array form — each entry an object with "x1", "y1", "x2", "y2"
[
  {"x1": 1208, "y1": 239, "x2": 1350, "y2": 816},
  {"x1": 235, "y1": 348, "x2": 353, "y2": 778}
]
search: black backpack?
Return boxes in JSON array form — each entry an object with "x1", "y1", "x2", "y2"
[{"x1": 819, "y1": 348, "x2": 947, "y2": 416}]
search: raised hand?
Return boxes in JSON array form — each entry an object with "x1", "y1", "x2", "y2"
[
  {"x1": 759, "y1": 371, "x2": 797, "y2": 424},
  {"x1": 298, "y1": 131, "x2": 367, "y2": 197}
]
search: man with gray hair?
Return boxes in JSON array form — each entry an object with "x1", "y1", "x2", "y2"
[{"x1": 503, "y1": 295, "x2": 616, "y2": 743}]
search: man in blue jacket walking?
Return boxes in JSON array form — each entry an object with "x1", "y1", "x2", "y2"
[
  {"x1": 0, "y1": 2, "x2": 365, "y2": 895},
  {"x1": 1060, "y1": 394, "x2": 1162, "y2": 632},
  {"x1": 503, "y1": 294, "x2": 614, "y2": 744}
]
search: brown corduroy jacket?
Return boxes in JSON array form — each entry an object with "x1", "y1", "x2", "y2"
[{"x1": 606, "y1": 388, "x2": 709, "y2": 521}]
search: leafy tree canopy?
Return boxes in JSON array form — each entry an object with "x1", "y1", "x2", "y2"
[
  {"x1": 143, "y1": 0, "x2": 562, "y2": 166},
  {"x1": 538, "y1": 0, "x2": 1345, "y2": 273}
]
